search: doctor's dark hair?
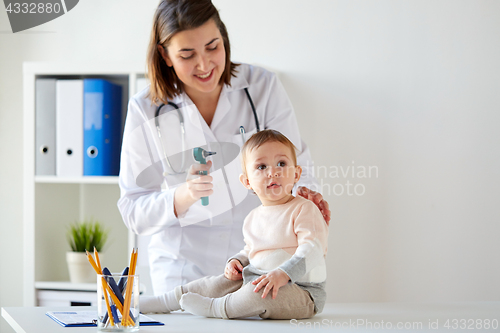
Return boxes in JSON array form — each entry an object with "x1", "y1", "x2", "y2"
[
  {"x1": 240, "y1": 129, "x2": 298, "y2": 176},
  {"x1": 147, "y1": 0, "x2": 239, "y2": 104}
]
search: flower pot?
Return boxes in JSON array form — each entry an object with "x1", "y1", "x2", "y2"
[{"x1": 66, "y1": 251, "x2": 97, "y2": 283}]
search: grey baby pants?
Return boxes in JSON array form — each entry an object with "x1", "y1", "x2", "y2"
[{"x1": 181, "y1": 274, "x2": 316, "y2": 319}]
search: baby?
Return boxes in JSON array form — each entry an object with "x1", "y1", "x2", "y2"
[{"x1": 141, "y1": 129, "x2": 329, "y2": 319}]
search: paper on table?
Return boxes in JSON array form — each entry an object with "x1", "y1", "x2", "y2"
[{"x1": 46, "y1": 311, "x2": 164, "y2": 327}]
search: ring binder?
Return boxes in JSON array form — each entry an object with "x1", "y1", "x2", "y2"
[
  {"x1": 35, "y1": 79, "x2": 57, "y2": 175},
  {"x1": 56, "y1": 79, "x2": 84, "y2": 177},
  {"x1": 83, "y1": 79, "x2": 122, "y2": 176}
]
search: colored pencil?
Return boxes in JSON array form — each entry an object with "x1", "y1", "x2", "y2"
[
  {"x1": 86, "y1": 250, "x2": 134, "y2": 326},
  {"x1": 121, "y1": 248, "x2": 138, "y2": 326},
  {"x1": 92, "y1": 248, "x2": 114, "y2": 326}
]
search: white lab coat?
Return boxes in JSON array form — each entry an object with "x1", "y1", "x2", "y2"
[{"x1": 117, "y1": 63, "x2": 320, "y2": 295}]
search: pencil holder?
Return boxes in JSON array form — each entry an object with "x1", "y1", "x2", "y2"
[{"x1": 97, "y1": 273, "x2": 140, "y2": 332}]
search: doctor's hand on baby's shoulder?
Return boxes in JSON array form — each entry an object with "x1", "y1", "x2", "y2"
[
  {"x1": 225, "y1": 259, "x2": 243, "y2": 280},
  {"x1": 173, "y1": 161, "x2": 214, "y2": 217},
  {"x1": 252, "y1": 269, "x2": 290, "y2": 300},
  {"x1": 297, "y1": 186, "x2": 331, "y2": 226}
]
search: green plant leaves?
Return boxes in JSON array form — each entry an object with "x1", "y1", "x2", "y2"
[{"x1": 67, "y1": 218, "x2": 109, "y2": 252}]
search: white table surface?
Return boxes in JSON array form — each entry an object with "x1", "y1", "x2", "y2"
[{"x1": 2, "y1": 302, "x2": 500, "y2": 333}]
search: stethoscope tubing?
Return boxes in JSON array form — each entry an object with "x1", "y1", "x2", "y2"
[
  {"x1": 155, "y1": 88, "x2": 260, "y2": 176},
  {"x1": 244, "y1": 88, "x2": 260, "y2": 131}
]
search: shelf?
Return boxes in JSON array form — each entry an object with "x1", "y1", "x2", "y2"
[
  {"x1": 35, "y1": 176, "x2": 119, "y2": 184},
  {"x1": 24, "y1": 62, "x2": 145, "y2": 76},
  {"x1": 24, "y1": 62, "x2": 142, "y2": 306},
  {"x1": 35, "y1": 281, "x2": 146, "y2": 293},
  {"x1": 35, "y1": 281, "x2": 97, "y2": 292}
]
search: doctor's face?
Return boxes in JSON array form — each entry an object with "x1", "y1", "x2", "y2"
[
  {"x1": 240, "y1": 141, "x2": 302, "y2": 206},
  {"x1": 160, "y1": 19, "x2": 226, "y2": 99}
]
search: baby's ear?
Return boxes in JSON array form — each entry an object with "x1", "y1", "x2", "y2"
[
  {"x1": 294, "y1": 165, "x2": 303, "y2": 184},
  {"x1": 239, "y1": 173, "x2": 252, "y2": 189}
]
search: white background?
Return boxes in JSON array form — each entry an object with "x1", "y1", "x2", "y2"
[{"x1": 1, "y1": 1, "x2": 499, "y2": 331}]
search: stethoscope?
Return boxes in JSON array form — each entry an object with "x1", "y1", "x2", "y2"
[{"x1": 155, "y1": 87, "x2": 260, "y2": 175}]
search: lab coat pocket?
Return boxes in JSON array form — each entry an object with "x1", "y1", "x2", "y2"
[{"x1": 232, "y1": 128, "x2": 258, "y2": 148}]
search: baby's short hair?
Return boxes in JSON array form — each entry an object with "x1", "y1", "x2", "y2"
[{"x1": 240, "y1": 129, "x2": 298, "y2": 175}]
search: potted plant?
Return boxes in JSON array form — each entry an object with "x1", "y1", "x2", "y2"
[{"x1": 66, "y1": 219, "x2": 109, "y2": 283}]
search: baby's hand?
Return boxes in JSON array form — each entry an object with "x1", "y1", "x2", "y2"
[
  {"x1": 224, "y1": 259, "x2": 243, "y2": 280},
  {"x1": 252, "y1": 269, "x2": 290, "y2": 299}
]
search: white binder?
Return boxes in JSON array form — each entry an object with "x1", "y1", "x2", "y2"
[
  {"x1": 35, "y1": 79, "x2": 57, "y2": 175},
  {"x1": 56, "y1": 80, "x2": 83, "y2": 177}
]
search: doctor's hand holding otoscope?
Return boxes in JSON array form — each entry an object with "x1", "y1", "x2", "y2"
[
  {"x1": 193, "y1": 148, "x2": 216, "y2": 206},
  {"x1": 172, "y1": 148, "x2": 216, "y2": 217}
]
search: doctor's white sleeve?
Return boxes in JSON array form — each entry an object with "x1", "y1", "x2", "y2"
[
  {"x1": 256, "y1": 72, "x2": 321, "y2": 194},
  {"x1": 117, "y1": 98, "x2": 179, "y2": 236}
]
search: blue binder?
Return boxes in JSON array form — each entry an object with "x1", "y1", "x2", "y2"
[{"x1": 83, "y1": 79, "x2": 122, "y2": 176}]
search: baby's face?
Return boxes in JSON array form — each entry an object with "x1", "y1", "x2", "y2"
[{"x1": 241, "y1": 141, "x2": 301, "y2": 206}]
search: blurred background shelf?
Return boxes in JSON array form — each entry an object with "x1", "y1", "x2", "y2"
[
  {"x1": 23, "y1": 62, "x2": 150, "y2": 306},
  {"x1": 35, "y1": 176, "x2": 119, "y2": 184}
]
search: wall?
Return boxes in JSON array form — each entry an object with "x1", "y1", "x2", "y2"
[
  {"x1": 0, "y1": 2, "x2": 158, "y2": 332},
  {"x1": 1, "y1": 1, "x2": 499, "y2": 331},
  {"x1": 217, "y1": 0, "x2": 500, "y2": 302}
]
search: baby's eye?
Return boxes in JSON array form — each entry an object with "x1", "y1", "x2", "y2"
[
  {"x1": 257, "y1": 164, "x2": 267, "y2": 170},
  {"x1": 277, "y1": 161, "x2": 286, "y2": 167}
]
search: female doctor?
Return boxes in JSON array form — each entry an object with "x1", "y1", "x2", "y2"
[{"x1": 118, "y1": 0, "x2": 331, "y2": 295}]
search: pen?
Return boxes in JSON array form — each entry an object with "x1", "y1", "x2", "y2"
[
  {"x1": 102, "y1": 267, "x2": 135, "y2": 323},
  {"x1": 110, "y1": 305, "x2": 119, "y2": 326},
  {"x1": 117, "y1": 266, "x2": 130, "y2": 293},
  {"x1": 85, "y1": 250, "x2": 134, "y2": 326},
  {"x1": 240, "y1": 126, "x2": 245, "y2": 145},
  {"x1": 102, "y1": 267, "x2": 125, "y2": 305},
  {"x1": 102, "y1": 266, "x2": 130, "y2": 324}
]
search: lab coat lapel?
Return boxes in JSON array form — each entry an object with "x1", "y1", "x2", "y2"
[
  {"x1": 211, "y1": 72, "x2": 249, "y2": 133},
  {"x1": 209, "y1": 86, "x2": 230, "y2": 133},
  {"x1": 182, "y1": 93, "x2": 217, "y2": 144}
]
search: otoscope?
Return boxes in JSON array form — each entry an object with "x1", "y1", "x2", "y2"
[{"x1": 193, "y1": 147, "x2": 216, "y2": 206}]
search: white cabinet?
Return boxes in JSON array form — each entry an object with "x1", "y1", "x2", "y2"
[
  {"x1": 35, "y1": 282, "x2": 98, "y2": 307},
  {"x1": 23, "y1": 62, "x2": 146, "y2": 306}
]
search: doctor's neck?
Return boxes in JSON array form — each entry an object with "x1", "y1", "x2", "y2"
[
  {"x1": 185, "y1": 83, "x2": 223, "y2": 127},
  {"x1": 185, "y1": 83, "x2": 223, "y2": 109}
]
